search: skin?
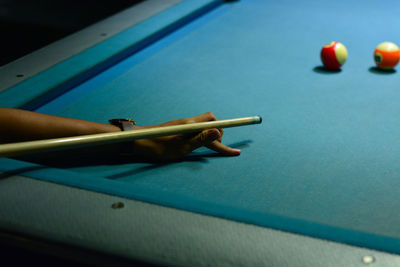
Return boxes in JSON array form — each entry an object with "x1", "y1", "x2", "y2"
[{"x1": 0, "y1": 108, "x2": 240, "y2": 163}]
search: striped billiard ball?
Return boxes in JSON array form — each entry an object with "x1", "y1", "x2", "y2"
[
  {"x1": 320, "y1": 41, "x2": 348, "y2": 70},
  {"x1": 374, "y1": 42, "x2": 400, "y2": 70}
]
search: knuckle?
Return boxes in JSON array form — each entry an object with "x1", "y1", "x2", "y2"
[
  {"x1": 205, "y1": 112, "x2": 216, "y2": 121},
  {"x1": 178, "y1": 118, "x2": 189, "y2": 124},
  {"x1": 169, "y1": 118, "x2": 187, "y2": 125},
  {"x1": 199, "y1": 131, "x2": 208, "y2": 143}
]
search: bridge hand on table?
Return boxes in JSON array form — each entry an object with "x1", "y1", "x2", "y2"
[{"x1": 130, "y1": 112, "x2": 241, "y2": 162}]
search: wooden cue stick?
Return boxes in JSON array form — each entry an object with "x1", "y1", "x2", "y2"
[{"x1": 0, "y1": 116, "x2": 262, "y2": 157}]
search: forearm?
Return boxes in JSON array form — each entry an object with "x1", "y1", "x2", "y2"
[
  {"x1": 1, "y1": 109, "x2": 240, "y2": 164},
  {"x1": 0, "y1": 107, "x2": 120, "y2": 144},
  {"x1": 0, "y1": 108, "x2": 128, "y2": 164}
]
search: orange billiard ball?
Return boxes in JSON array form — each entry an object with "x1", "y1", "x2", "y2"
[
  {"x1": 320, "y1": 41, "x2": 348, "y2": 70},
  {"x1": 374, "y1": 42, "x2": 400, "y2": 70}
]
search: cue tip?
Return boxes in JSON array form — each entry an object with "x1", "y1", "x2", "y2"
[{"x1": 254, "y1": 116, "x2": 262, "y2": 124}]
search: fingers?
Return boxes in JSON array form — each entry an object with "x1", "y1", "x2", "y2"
[
  {"x1": 191, "y1": 113, "x2": 224, "y2": 142},
  {"x1": 217, "y1": 128, "x2": 224, "y2": 142},
  {"x1": 191, "y1": 112, "x2": 217, "y2": 123},
  {"x1": 188, "y1": 129, "x2": 241, "y2": 156},
  {"x1": 188, "y1": 129, "x2": 221, "y2": 151},
  {"x1": 206, "y1": 141, "x2": 241, "y2": 156},
  {"x1": 177, "y1": 112, "x2": 217, "y2": 125},
  {"x1": 138, "y1": 112, "x2": 241, "y2": 158},
  {"x1": 144, "y1": 112, "x2": 217, "y2": 128}
]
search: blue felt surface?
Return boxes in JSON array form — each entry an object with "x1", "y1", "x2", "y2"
[
  {"x1": 3, "y1": 0, "x2": 400, "y2": 253},
  {"x1": 0, "y1": 0, "x2": 223, "y2": 109}
]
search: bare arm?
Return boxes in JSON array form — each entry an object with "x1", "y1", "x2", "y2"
[
  {"x1": 0, "y1": 107, "x2": 120, "y2": 144},
  {"x1": 0, "y1": 108, "x2": 240, "y2": 163}
]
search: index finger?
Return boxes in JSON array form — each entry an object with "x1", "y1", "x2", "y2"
[
  {"x1": 187, "y1": 112, "x2": 217, "y2": 123},
  {"x1": 206, "y1": 141, "x2": 241, "y2": 156}
]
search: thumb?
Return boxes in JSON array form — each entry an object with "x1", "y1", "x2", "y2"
[{"x1": 189, "y1": 129, "x2": 221, "y2": 151}]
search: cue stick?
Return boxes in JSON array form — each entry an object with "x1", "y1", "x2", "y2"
[{"x1": 0, "y1": 116, "x2": 262, "y2": 157}]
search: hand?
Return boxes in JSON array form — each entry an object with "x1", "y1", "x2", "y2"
[{"x1": 131, "y1": 112, "x2": 241, "y2": 161}]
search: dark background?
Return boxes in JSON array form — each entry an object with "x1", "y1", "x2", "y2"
[{"x1": 0, "y1": 0, "x2": 143, "y2": 66}]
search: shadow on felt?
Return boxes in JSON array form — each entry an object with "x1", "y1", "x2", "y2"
[
  {"x1": 368, "y1": 66, "x2": 396, "y2": 74},
  {"x1": 312, "y1": 66, "x2": 342, "y2": 74},
  {"x1": 12, "y1": 140, "x2": 253, "y2": 176},
  {"x1": 105, "y1": 140, "x2": 253, "y2": 179}
]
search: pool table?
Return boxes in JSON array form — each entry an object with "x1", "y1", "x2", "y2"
[{"x1": 2, "y1": 0, "x2": 400, "y2": 265}]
